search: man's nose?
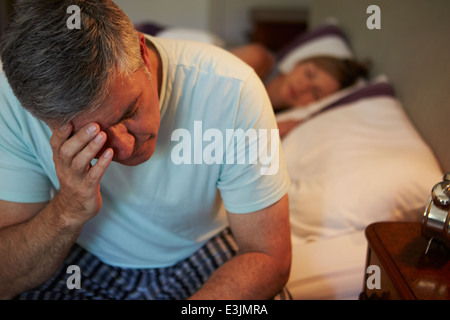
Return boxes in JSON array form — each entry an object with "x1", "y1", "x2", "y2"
[{"x1": 106, "y1": 124, "x2": 135, "y2": 160}]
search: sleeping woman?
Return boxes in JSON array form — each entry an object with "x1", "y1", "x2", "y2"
[{"x1": 231, "y1": 44, "x2": 369, "y2": 137}]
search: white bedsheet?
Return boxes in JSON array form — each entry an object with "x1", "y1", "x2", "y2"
[{"x1": 287, "y1": 231, "x2": 367, "y2": 300}]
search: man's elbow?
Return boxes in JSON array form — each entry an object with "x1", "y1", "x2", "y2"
[
  {"x1": 273, "y1": 237, "x2": 292, "y2": 289},
  {"x1": 279, "y1": 249, "x2": 292, "y2": 287}
]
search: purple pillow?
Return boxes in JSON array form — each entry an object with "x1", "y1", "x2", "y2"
[
  {"x1": 276, "y1": 24, "x2": 351, "y2": 61},
  {"x1": 314, "y1": 81, "x2": 396, "y2": 119}
]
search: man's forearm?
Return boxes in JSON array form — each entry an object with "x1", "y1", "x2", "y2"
[
  {"x1": 0, "y1": 198, "x2": 81, "y2": 299},
  {"x1": 189, "y1": 252, "x2": 290, "y2": 300}
]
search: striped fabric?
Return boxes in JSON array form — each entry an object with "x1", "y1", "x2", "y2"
[{"x1": 15, "y1": 228, "x2": 290, "y2": 300}]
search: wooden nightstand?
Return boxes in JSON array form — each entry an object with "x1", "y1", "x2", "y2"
[{"x1": 360, "y1": 222, "x2": 450, "y2": 300}]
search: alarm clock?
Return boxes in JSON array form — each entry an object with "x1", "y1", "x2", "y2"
[{"x1": 422, "y1": 172, "x2": 450, "y2": 254}]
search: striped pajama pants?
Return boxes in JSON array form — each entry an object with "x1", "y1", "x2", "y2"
[{"x1": 14, "y1": 228, "x2": 291, "y2": 300}]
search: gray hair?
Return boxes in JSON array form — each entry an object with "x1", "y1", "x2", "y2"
[{"x1": 0, "y1": 0, "x2": 144, "y2": 126}]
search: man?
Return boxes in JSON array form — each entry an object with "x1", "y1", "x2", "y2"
[{"x1": 0, "y1": 0, "x2": 291, "y2": 299}]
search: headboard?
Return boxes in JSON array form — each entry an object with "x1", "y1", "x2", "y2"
[{"x1": 309, "y1": 0, "x2": 450, "y2": 173}]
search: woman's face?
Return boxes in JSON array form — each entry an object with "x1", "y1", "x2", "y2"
[{"x1": 280, "y1": 61, "x2": 340, "y2": 107}]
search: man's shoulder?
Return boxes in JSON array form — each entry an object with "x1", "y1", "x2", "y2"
[
  {"x1": 0, "y1": 72, "x2": 21, "y2": 121},
  {"x1": 149, "y1": 35, "x2": 253, "y2": 81},
  {"x1": 0, "y1": 71, "x2": 48, "y2": 135}
]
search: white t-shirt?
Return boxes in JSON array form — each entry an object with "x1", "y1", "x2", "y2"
[{"x1": 0, "y1": 36, "x2": 290, "y2": 268}]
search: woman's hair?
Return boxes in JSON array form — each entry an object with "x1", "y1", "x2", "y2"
[
  {"x1": 0, "y1": 0, "x2": 144, "y2": 126},
  {"x1": 302, "y1": 56, "x2": 371, "y2": 89}
]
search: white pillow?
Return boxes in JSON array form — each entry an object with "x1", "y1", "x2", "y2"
[
  {"x1": 275, "y1": 22, "x2": 354, "y2": 75},
  {"x1": 282, "y1": 91, "x2": 443, "y2": 241},
  {"x1": 278, "y1": 36, "x2": 354, "y2": 75}
]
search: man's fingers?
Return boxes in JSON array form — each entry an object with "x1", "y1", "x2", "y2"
[
  {"x1": 60, "y1": 123, "x2": 100, "y2": 158},
  {"x1": 71, "y1": 131, "x2": 107, "y2": 174},
  {"x1": 85, "y1": 148, "x2": 114, "y2": 186},
  {"x1": 50, "y1": 122, "x2": 73, "y2": 152},
  {"x1": 54, "y1": 123, "x2": 100, "y2": 167}
]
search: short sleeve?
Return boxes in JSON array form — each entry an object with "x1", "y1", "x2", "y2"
[
  {"x1": 217, "y1": 72, "x2": 290, "y2": 213},
  {"x1": 0, "y1": 73, "x2": 53, "y2": 203}
]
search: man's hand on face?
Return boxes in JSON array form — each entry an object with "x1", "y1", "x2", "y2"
[{"x1": 50, "y1": 122, "x2": 113, "y2": 228}]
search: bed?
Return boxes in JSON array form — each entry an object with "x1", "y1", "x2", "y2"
[
  {"x1": 280, "y1": 79, "x2": 443, "y2": 299},
  {"x1": 134, "y1": 0, "x2": 450, "y2": 300},
  {"x1": 279, "y1": 0, "x2": 450, "y2": 299},
  {"x1": 270, "y1": 20, "x2": 445, "y2": 299}
]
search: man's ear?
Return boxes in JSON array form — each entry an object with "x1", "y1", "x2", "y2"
[{"x1": 138, "y1": 32, "x2": 152, "y2": 71}]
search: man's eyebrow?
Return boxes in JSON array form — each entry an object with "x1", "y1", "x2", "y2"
[{"x1": 115, "y1": 94, "x2": 141, "y2": 124}]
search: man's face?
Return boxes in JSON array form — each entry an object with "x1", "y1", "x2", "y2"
[{"x1": 70, "y1": 67, "x2": 160, "y2": 166}]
